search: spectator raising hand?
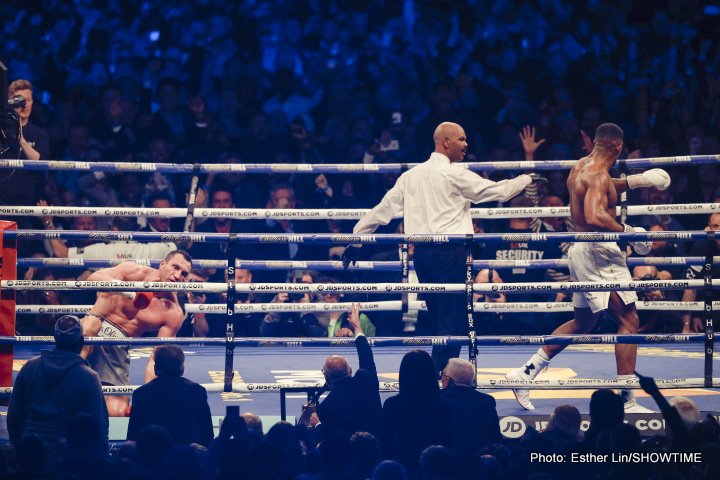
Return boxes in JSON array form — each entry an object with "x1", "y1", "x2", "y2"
[
  {"x1": 519, "y1": 125, "x2": 546, "y2": 160},
  {"x1": 580, "y1": 129, "x2": 594, "y2": 154},
  {"x1": 37, "y1": 199, "x2": 54, "y2": 229},
  {"x1": 315, "y1": 174, "x2": 333, "y2": 198},
  {"x1": 348, "y1": 303, "x2": 363, "y2": 331}
]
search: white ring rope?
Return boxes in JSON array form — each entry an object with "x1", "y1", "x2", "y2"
[
  {"x1": 4, "y1": 229, "x2": 706, "y2": 244},
  {"x1": 16, "y1": 256, "x2": 719, "y2": 272},
  {"x1": 1, "y1": 154, "x2": 718, "y2": 174},
  {"x1": 5, "y1": 334, "x2": 702, "y2": 347},
  {"x1": 1, "y1": 278, "x2": 713, "y2": 294},
  {"x1": 1, "y1": 377, "x2": 717, "y2": 397},
  {"x1": 14, "y1": 300, "x2": 720, "y2": 315},
  {"x1": 1, "y1": 203, "x2": 718, "y2": 220}
]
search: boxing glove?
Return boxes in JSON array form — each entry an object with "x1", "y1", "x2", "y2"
[
  {"x1": 341, "y1": 245, "x2": 362, "y2": 269},
  {"x1": 519, "y1": 174, "x2": 534, "y2": 187},
  {"x1": 627, "y1": 168, "x2": 671, "y2": 191},
  {"x1": 623, "y1": 224, "x2": 652, "y2": 255},
  {"x1": 131, "y1": 291, "x2": 154, "y2": 309}
]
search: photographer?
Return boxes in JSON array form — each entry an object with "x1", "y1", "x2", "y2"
[
  {"x1": 260, "y1": 290, "x2": 321, "y2": 337},
  {"x1": 6, "y1": 79, "x2": 48, "y2": 161},
  {"x1": 681, "y1": 213, "x2": 720, "y2": 333},
  {"x1": 260, "y1": 270, "x2": 323, "y2": 337},
  {"x1": 1, "y1": 79, "x2": 49, "y2": 208},
  {"x1": 177, "y1": 268, "x2": 210, "y2": 337},
  {"x1": 315, "y1": 277, "x2": 376, "y2": 337},
  {"x1": 632, "y1": 265, "x2": 679, "y2": 333},
  {"x1": 214, "y1": 267, "x2": 263, "y2": 337}
]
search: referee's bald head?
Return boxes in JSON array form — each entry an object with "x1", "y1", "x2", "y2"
[
  {"x1": 433, "y1": 122, "x2": 468, "y2": 162},
  {"x1": 433, "y1": 122, "x2": 462, "y2": 145}
]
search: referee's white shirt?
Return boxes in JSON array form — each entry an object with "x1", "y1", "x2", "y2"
[{"x1": 354, "y1": 152, "x2": 532, "y2": 235}]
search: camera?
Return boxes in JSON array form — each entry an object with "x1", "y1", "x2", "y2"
[
  {"x1": 0, "y1": 61, "x2": 22, "y2": 154},
  {"x1": 635, "y1": 273, "x2": 664, "y2": 301},
  {"x1": 6, "y1": 95, "x2": 25, "y2": 110},
  {"x1": 288, "y1": 292, "x2": 306, "y2": 302}
]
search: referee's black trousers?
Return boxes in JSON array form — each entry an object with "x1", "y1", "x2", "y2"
[{"x1": 413, "y1": 243, "x2": 468, "y2": 374}]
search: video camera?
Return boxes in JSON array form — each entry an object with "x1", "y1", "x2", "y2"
[{"x1": 1, "y1": 60, "x2": 23, "y2": 155}]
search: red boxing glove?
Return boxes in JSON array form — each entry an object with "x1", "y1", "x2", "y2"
[{"x1": 132, "y1": 291, "x2": 154, "y2": 309}]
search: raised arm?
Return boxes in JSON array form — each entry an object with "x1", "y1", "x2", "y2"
[
  {"x1": 519, "y1": 125, "x2": 545, "y2": 161},
  {"x1": 37, "y1": 200, "x2": 68, "y2": 258},
  {"x1": 636, "y1": 371, "x2": 690, "y2": 449},
  {"x1": 348, "y1": 303, "x2": 378, "y2": 378},
  {"x1": 611, "y1": 167, "x2": 671, "y2": 195},
  {"x1": 611, "y1": 178, "x2": 630, "y2": 194},
  {"x1": 455, "y1": 170, "x2": 532, "y2": 204}
]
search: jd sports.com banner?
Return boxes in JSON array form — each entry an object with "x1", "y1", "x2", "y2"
[{"x1": 499, "y1": 411, "x2": 720, "y2": 439}]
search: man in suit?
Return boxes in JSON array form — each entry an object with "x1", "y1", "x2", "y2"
[
  {"x1": 127, "y1": 345, "x2": 213, "y2": 446},
  {"x1": 439, "y1": 358, "x2": 501, "y2": 452},
  {"x1": 314, "y1": 303, "x2": 382, "y2": 437}
]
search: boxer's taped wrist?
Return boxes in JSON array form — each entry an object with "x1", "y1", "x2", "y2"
[{"x1": 626, "y1": 174, "x2": 644, "y2": 189}]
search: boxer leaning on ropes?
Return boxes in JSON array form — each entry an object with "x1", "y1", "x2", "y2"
[{"x1": 79, "y1": 250, "x2": 192, "y2": 416}]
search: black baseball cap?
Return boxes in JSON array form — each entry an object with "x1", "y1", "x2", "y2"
[{"x1": 54, "y1": 315, "x2": 84, "y2": 347}]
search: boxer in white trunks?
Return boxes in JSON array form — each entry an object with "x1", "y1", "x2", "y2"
[
  {"x1": 506, "y1": 123, "x2": 671, "y2": 413},
  {"x1": 80, "y1": 250, "x2": 191, "y2": 416}
]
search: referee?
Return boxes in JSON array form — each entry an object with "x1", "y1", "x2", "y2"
[{"x1": 344, "y1": 122, "x2": 532, "y2": 373}]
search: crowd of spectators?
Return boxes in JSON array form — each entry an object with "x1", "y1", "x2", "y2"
[
  {"x1": 4, "y1": 344, "x2": 720, "y2": 480},
  {"x1": 2, "y1": 0, "x2": 720, "y2": 337},
  {"x1": 3, "y1": 3, "x2": 720, "y2": 479}
]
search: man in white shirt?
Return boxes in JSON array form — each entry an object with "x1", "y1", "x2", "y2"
[{"x1": 344, "y1": 122, "x2": 532, "y2": 373}]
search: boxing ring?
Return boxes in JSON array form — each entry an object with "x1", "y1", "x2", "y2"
[{"x1": 1, "y1": 154, "x2": 719, "y2": 439}]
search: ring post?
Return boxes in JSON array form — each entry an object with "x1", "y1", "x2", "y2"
[
  {"x1": 224, "y1": 235, "x2": 239, "y2": 393},
  {"x1": 0, "y1": 221, "x2": 17, "y2": 404},
  {"x1": 617, "y1": 159, "x2": 629, "y2": 257},
  {"x1": 182, "y1": 169, "x2": 200, "y2": 234},
  {"x1": 400, "y1": 243, "x2": 409, "y2": 313},
  {"x1": 703, "y1": 231, "x2": 715, "y2": 387},
  {"x1": 617, "y1": 159, "x2": 629, "y2": 225},
  {"x1": 465, "y1": 235, "x2": 478, "y2": 373}
]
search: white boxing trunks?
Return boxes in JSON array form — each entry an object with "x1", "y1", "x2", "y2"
[
  {"x1": 87, "y1": 316, "x2": 131, "y2": 386},
  {"x1": 567, "y1": 242, "x2": 637, "y2": 313}
]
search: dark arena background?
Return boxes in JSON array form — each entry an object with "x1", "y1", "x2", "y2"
[{"x1": 1, "y1": 1, "x2": 720, "y2": 479}]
